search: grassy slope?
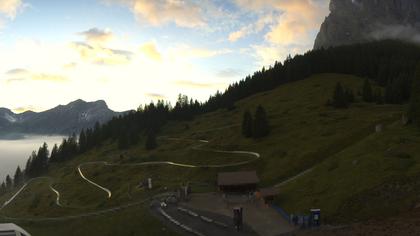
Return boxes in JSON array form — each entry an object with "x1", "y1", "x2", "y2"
[{"x1": 1, "y1": 73, "x2": 417, "y2": 235}]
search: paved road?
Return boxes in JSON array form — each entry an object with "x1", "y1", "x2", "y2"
[
  {"x1": 151, "y1": 204, "x2": 258, "y2": 236},
  {"x1": 182, "y1": 193, "x2": 296, "y2": 236}
]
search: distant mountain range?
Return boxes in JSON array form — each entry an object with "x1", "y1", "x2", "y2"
[{"x1": 0, "y1": 99, "x2": 129, "y2": 136}]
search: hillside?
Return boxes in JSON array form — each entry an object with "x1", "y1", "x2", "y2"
[{"x1": 1, "y1": 73, "x2": 416, "y2": 235}]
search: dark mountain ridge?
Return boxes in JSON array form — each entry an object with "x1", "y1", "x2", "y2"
[{"x1": 0, "y1": 99, "x2": 128, "y2": 135}]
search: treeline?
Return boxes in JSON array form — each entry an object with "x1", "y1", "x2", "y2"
[{"x1": 203, "y1": 40, "x2": 420, "y2": 113}]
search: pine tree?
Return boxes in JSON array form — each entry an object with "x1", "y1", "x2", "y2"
[
  {"x1": 362, "y1": 79, "x2": 373, "y2": 102},
  {"x1": 0, "y1": 182, "x2": 6, "y2": 195},
  {"x1": 409, "y1": 63, "x2": 420, "y2": 127},
  {"x1": 145, "y1": 131, "x2": 157, "y2": 150},
  {"x1": 50, "y1": 144, "x2": 59, "y2": 162},
  {"x1": 253, "y1": 105, "x2": 270, "y2": 138},
  {"x1": 37, "y1": 143, "x2": 49, "y2": 174},
  {"x1": 241, "y1": 110, "x2": 253, "y2": 138},
  {"x1": 25, "y1": 151, "x2": 36, "y2": 178},
  {"x1": 79, "y1": 129, "x2": 87, "y2": 153},
  {"x1": 5, "y1": 175, "x2": 12, "y2": 190},
  {"x1": 13, "y1": 166, "x2": 23, "y2": 187},
  {"x1": 332, "y1": 82, "x2": 349, "y2": 108}
]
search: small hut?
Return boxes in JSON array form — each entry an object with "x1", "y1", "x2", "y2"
[
  {"x1": 217, "y1": 171, "x2": 259, "y2": 193},
  {"x1": 257, "y1": 187, "x2": 279, "y2": 204}
]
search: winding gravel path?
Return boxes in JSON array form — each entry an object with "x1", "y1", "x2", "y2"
[
  {"x1": 1, "y1": 177, "x2": 61, "y2": 211},
  {"x1": 0, "y1": 126, "x2": 261, "y2": 221},
  {"x1": 77, "y1": 138, "x2": 260, "y2": 199}
]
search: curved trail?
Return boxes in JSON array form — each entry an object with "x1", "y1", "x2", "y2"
[
  {"x1": 0, "y1": 126, "x2": 260, "y2": 221},
  {"x1": 1, "y1": 177, "x2": 61, "y2": 211},
  {"x1": 78, "y1": 138, "x2": 260, "y2": 199}
]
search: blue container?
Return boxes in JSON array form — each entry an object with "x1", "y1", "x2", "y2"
[{"x1": 310, "y1": 209, "x2": 321, "y2": 227}]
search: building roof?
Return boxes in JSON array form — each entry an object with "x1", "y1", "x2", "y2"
[
  {"x1": 259, "y1": 187, "x2": 279, "y2": 197},
  {"x1": 0, "y1": 223, "x2": 31, "y2": 236},
  {"x1": 217, "y1": 171, "x2": 259, "y2": 186}
]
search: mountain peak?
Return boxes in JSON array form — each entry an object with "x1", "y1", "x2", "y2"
[
  {"x1": 314, "y1": 0, "x2": 420, "y2": 49},
  {"x1": 65, "y1": 99, "x2": 108, "y2": 109},
  {"x1": 0, "y1": 99, "x2": 125, "y2": 135}
]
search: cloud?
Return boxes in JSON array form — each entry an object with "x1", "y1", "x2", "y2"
[
  {"x1": 31, "y1": 73, "x2": 68, "y2": 82},
  {"x1": 79, "y1": 28, "x2": 114, "y2": 45},
  {"x1": 169, "y1": 45, "x2": 232, "y2": 60},
  {"x1": 106, "y1": 0, "x2": 206, "y2": 28},
  {"x1": 174, "y1": 80, "x2": 226, "y2": 89},
  {"x1": 370, "y1": 24, "x2": 420, "y2": 44},
  {"x1": 216, "y1": 68, "x2": 241, "y2": 78},
  {"x1": 0, "y1": 0, "x2": 23, "y2": 19},
  {"x1": 71, "y1": 42, "x2": 133, "y2": 65},
  {"x1": 6, "y1": 68, "x2": 29, "y2": 75},
  {"x1": 5, "y1": 68, "x2": 68, "y2": 83},
  {"x1": 139, "y1": 42, "x2": 162, "y2": 61},
  {"x1": 230, "y1": 0, "x2": 329, "y2": 66},
  {"x1": 145, "y1": 93, "x2": 166, "y2": 100},
  {"x1": 63, "y1": 62, "x2": 77, "y2": 69},
  {"x1": 252, "y1": 43, "x2": 310, "y2": 67},
  {"x1": 228, "y1": 13, "x2": 276, "y2": 42},
  {"x1": 13, "y1": 105, "x2": 39, "y2": 113},
  {"x1": 234, "y1": 0, "x2": 328, "y2": 45}
]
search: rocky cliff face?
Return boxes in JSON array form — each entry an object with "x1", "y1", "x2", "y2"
[{"x1": 314, "y1": 0, "x2": 420, "y2": 49}]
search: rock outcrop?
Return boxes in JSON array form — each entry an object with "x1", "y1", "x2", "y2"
[{"x1": 314, "y1": 0, "x2": 420, "y2": 49}]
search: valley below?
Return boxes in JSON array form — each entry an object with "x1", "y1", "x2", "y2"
[{"x1": 0, "y1": 135, "x2": 64, "y2": 181}]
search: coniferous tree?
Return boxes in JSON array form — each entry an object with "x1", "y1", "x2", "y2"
[
  {"x1": 409, "y1": 64, "x2": 420, "y2": 127},
  {"x1": 25, "y1": 151, "x2": 36, "y2": 178},
  {"x1": 49, "y1": 144, "x2": 59, "y2": 162},
  {"x1": 253, "y1": 105, "x2": 270, "y2": 138},
  {"x1": 0, "y1": 182, "x2": 6, "y2": 195},
  {"x1": 145, "y1": 131, "x2": 157, "y2": 150},
  {"x1": 13, "y1": 166, "x2": 23, "y2": 187},
  {"x1": 332, "y1": 82, "x2": 349, "y2": 108},
  {"x1": 362, "y1": 79, "x2": 373, "y2": 102},
  {"x1": 37, "y1": 142, "x2": 49, "y2": 174},
  {"x1": 79, "y1": 129, "x2": 87, "y2": 153},
  {"x1": 5, "y1": 175, "x2": 12, "y2": 190},
  {"x1": 241, "y1": 110, "x2": 253, "y2": 138}
]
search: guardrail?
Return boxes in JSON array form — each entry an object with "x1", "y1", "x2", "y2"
[{"x1": 271, "y1": 204, "x2": 290, "y2": 222}]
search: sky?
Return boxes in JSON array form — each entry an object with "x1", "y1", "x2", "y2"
[{"x1": 0, "y1": 0, "x2": 330, "y2": 112}]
